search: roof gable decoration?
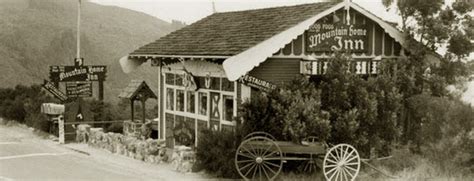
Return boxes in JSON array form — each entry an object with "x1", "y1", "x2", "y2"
[
  {"x1": 119, "y1": 80, "x2": 157, "y2": 100},
  {"x1": 223, "y1": 1, "x2": 406, "y2": 81}
]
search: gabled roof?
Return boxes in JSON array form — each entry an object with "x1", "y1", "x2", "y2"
[
  {"x1": 126, "y1": 1, "x2": 410, "y2": 81},
  {"x1": 119, "y1": 80, "x2": 157, "y2": 100},
  {"x1": 130, "y1": 2, "x2": 339, "y2": 56}
]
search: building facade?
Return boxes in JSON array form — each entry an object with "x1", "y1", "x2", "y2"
[{"x1": 121, "y1": 0, "x2": 433, "y2": 148}]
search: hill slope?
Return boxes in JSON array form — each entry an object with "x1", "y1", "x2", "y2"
[{"x1": 0, "y1": 0, "x2": 184, "y2": 102}]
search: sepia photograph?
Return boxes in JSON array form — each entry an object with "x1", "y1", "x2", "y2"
[{"x1": 0, "y1": 0, "x2": 473, "y2": 180}]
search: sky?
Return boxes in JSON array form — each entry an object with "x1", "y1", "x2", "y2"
[{"x1": 90, "y1": 0, "x2": 400, "y2": 24}]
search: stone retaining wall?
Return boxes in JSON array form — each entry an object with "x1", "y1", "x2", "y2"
[
  {"x1": 88, "y1": 128, "x2": 168, "y2": 164},
  {"x1": 87, "y1": 128, "x2": 196, "y2": 173}
]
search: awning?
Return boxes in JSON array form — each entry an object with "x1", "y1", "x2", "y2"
[{"x1": 119, "y1": 56, "x2": 146, "y2": 74}]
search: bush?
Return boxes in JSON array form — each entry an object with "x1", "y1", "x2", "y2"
[
  {"x1": 406, "y1": 94, "x2": 474, "y2": 175},
  {"x1": 195, "y1": 129, "x2": 241, "y2": 178},
  {"x1": 239, "y1": 76, "x2": 331, "y2": 143},
  {"x1": 319, "y1": 53, "x2": 402, "y2": 157}
]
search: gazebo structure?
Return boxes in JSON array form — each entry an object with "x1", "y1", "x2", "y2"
[
  {"x1": 119, "y1": 80, "x2": 157, "y2": 122},
  {"x1": 119, "y1": 80, "x2": 157, "y2": 137}
]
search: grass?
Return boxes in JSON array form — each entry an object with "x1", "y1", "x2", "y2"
[{"x1": 274, "y1": 147, "x2": 474, "y2": 181}]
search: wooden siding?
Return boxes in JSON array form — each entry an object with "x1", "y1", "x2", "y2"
[{"x1": 249, "y1": 58, "x2": 300, "y2": 85}]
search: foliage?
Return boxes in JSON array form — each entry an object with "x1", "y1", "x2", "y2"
[
  {"x1": 0, "y1": 84, "x2": 157, "y2": 134},
  {"x1": 195, "y1": 129, "x2": 241, "y2": 178},
  {"x1": 239, "y1": 76, "x2": 331, "y2": 143},
  {"x1": 405, "y1": 94, "x2": 474, "y2": 174},
  {"x1": 318, "y1": 53, "x2": 402, "y2": 156}
]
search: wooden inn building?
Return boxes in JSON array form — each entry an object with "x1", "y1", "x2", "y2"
[{"x1": 120, "y1": 0, "x2": 433, "y2": 148}]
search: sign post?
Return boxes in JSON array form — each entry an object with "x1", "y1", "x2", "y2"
[{"x1": 58, "y1": 115, "x2": 65, "y2": 144}]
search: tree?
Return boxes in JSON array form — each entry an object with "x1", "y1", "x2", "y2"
[{"x1": 383, "y1": 0, "x2": 473, "y2": 143}]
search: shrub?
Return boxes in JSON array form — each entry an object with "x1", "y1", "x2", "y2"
[
  {"x1": 319, "y1": 53, "x2": 402, "y2": 157},
  {"x1": 195, "y1": 129, "x2": 241, "y2": 178},
  {"x1": 239, "y1": 76, "x2": 331, "y2": 143},
  {"x1": 406, "y1": 94, "x2": 474, "y2": 175}
]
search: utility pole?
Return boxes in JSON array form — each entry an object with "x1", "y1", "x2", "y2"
[
  {"x1": 77, "y1": 0, "x2": 81, "y2": 60},
  {"x1": 212, "y1": 1, "x2": 217, "y2": 13}
]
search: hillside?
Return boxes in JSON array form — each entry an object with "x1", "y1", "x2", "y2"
[{"x1": 0, "y1": 0, "x2": 184, "y2": 102}]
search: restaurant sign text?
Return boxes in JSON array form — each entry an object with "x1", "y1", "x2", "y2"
[
  {"x1": 306, "y1": 23, "x2": 368, "y2": 53},
  {"x1": 66, "y1": 82, "x2": 93, "y2": 98}
]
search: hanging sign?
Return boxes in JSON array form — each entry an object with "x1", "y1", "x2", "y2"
[
  {"x1": 42, "y1": 80, "x2": 69, "y2": 103},
  {"x1": 306, "y1": 23, "x2": 368, "y2": 53},
  {"x1": 183, "y1": 71, "x2": 198, "y2": 91},
  {"x1": 41, "y1": 103, "x2": 65, "y2": 115},
  {"x1": 238, "y1": 75, "x2": 276, "y2": 92},
  {"x1": 66, "y1": 82, "x2": 92, "y2": 98},
  {"x1": 49, "y1": 65, "x2": 107, "y2": 82}
]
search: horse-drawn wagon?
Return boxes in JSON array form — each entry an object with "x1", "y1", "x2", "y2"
[{"x1": 235, "y1": 132, "x2": 361, "y2": 181}]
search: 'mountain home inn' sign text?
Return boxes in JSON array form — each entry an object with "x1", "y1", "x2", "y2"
[{"x1": 306, "y1": 23, "x2": 368, "y2": 53}]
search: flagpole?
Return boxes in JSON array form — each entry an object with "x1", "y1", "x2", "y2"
[{"x1": 77, "y1": 0, "x2": 81, "y2": 59}]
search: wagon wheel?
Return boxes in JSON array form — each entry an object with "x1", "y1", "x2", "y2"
[
  {"x1": 243, "y1": 131, "x2": 276, "y2": 141},
  {"x1": 323, "y1": 144, "x2": 360, "y2": 181},
  {"x1": 301, "y1": 136, "x2": 322, "y2": 174},
  {"x1": 235, "y1": 136, "x2": 283, "y2": 181}
]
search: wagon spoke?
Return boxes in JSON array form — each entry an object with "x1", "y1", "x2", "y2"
[
  {"x1": 261, "y1": 163, "x2": 271, "y2": 179},
  {"x1": 341, "y1": 167, "x2": 349, "y2": 181},
  {"x1": 325, "y1": 163, "x2": 337, "y2": 168},
  {"x1": 237, "y1": 152, "x2": 254, "y2": 159},
  {"x1": 345, "y1": 165, "x2": 358, "y2": 172},
  {"x1": 241, "y1": 146, "x2": 257, "y2": 158},
  {"x1": 345, "y1": 162, "x2": 359, "y2": 166},
  {"x1": 342, "y1": 167, "x2": 355, "y2": 179},
  {"x1": 329, "y1": 152, "x2": 339, "y2": 162},
  {"x1": 261, "y1": 143, "x2": 274, "y2": 156},
  {"x1": 263, "y1": 150, "x2": 279, "y2": 158},
  {"x1": 345, "y1": 155, "x2": 358, "y2": 163},
  {"x1": 252, "y1": 163, "x2": 258, "y2": 179},
  {"x1": 333, "y1": 168, "x2": 340, "y2": 181},
  {"x1": 239, "y1": 162, "x2": 255, "y2": 171},
  {"x1": 262, "y1": 162, "x2": 277, "y2": 175},
  {"x1": 326, "y1": 158, "x2": 338, "y2": 164},
  {"x1": 258, "y1": 164, "x2": 262, "y2": 181},
  {"x1": 244, "y1": 163, "x2": 257, "y2": 177},
  {"x1": 339, "y1": 146, "x2": 345, "y2": 161},
  {"x1": 327, "y1": 167, "x2": 337, "y2": 181},
  {"x1": 326, "y1": 166, "x2": 338, "y2": 175},
  {"x1": 343, "y1": 149, "x2": 355, "y2": 162},
  {"x1": 341, "y1": 145, "x2": 350, "y2": 161}
]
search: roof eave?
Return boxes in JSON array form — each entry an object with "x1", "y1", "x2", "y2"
[{"x1": 222, "y1": 2, "x2": 346, "y2": 81}]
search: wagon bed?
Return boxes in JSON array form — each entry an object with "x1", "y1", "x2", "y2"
[{"x1": 235, "y1": 132, "x2": 361, "y2": 181}]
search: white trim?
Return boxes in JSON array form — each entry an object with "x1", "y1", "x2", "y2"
[
  {"x1": 223, "y1": 2, "x2": 346, "y2": 81},
  {"x1": 349, "y1": 3, "x2": 405, "y2": 46},
  {"x1": 129, "y1": 54, "x2": 230, "y2": 59},
  {"x1": 271, "y1": 54, "x2": 404, "y2": 59},
  {"x1": 222, "y1": 1, "x2": 408, "y2": 81}
]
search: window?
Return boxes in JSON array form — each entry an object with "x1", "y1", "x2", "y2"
[
  {"x1": 222, "y1": 78, "x2": 234, "y2": 92},
  {"x1": 223, "y1": 95, "x2": 234, "y2": 121},
  {"x1": 186, "y1": 91, "x2": 195, "y2": 113},
  {"x1": 176, "y1": 74, "x2": 184, "y2": 86},
  {"x1": 166, "y1": 88, "x2": 174, "y2": 110},
  {"x1": 166, "y1": 73, "x2": 175, "y2": 85},
  {"x1": 198, "y1": 92, "x2": 208, "y2": 116},
  {"x1": 176, "y1": 90, "x2": 185, "y2": 112}
]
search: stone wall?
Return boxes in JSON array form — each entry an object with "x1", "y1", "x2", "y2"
[
  {"x1": 87, "y1": 128, "x2": 196, "y2": 173},
  {"x1": 88, "y1": 128, "x2": 168, "y2": 164}
]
